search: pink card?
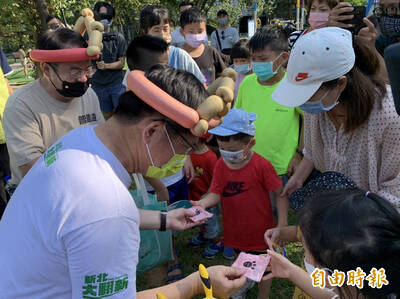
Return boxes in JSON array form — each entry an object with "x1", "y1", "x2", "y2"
[
  {"x1": 188, "y1": 206, "x2": 213, "y2": 222},
  {"x1": 232, "y1": 252, "x2": 270, "y2": 282}
]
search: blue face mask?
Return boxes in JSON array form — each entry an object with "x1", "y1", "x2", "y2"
[
  {"x1": 234, "y1": 63, "x2": 251, "y2": 74},
  {"x1": 252, "y1": 53, "x2": 282, "y2": 81},
  {"x1": 299, "y1": 90, "x2": 339, "y2": 114}
]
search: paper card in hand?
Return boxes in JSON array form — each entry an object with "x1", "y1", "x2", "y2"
[
  {"x1": 232, "y1": 252, "x2": 270, "y2": 282},
  {"x1": 188, "y1": 206, "x2": 213, "y2": 222}
]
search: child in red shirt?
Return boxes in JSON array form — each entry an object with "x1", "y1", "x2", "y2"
[
  {"x1": 193, "y1": 108, "x2": 289, "y2": 298},
  {"x1": 188, "y1": 135, "x2": 223, "y2": 258},
  {"x1": 189, "y1": 134, "x2": 217, "y2": 202}
]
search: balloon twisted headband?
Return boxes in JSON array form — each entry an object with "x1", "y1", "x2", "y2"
[
  {"x1": 30, "y1": 8, "x2": 103, "y2": 63},
  {"x1": 126, "y1": 69, "x2": 237, "y2": 136}
]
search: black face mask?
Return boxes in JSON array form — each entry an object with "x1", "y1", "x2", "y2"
[{"x1": 49, "y1": 66, "x2": 90, "y2": 98}]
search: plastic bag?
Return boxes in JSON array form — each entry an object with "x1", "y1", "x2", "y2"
[{"x1": 131, "y1": 174, "x2": 174, "y2": 273}]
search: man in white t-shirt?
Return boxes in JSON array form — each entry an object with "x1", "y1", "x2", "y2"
[
  {"x1": 0, "y1": 65, "x2": 246, "y2": 299},
  {"x1": 2, "y1": 28, "x2": 104, "y2": 194},
  {"x1": 210, "y1": 9, "x2": 239, "y2": 55},
  {"x1": 171, "y1": 1, "x2": 208, "y2": 48}
]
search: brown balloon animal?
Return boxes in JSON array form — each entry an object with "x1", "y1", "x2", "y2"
[
  {"x1": 192, "y1": 68, "x2": 237, "y2": 136},
  {"x1": 73, "y1": 8, "x2": 104, "y2": 57}
]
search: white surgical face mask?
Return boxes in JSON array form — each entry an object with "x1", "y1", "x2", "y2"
[{"x1": 219, "y1": 141, "x2": 251, "y2": 164}]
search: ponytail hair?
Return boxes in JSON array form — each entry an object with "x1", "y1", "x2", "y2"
[{"x1": 322, "y1": 36, "x2": 387, "y2": 133}]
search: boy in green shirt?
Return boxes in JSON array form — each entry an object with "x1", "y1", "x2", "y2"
[{"x1": 234, "y1": 26, "x2": 303, "y2": 185}]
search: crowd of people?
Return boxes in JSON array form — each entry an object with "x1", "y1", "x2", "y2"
[{"x1": 0, "y1": 0, "x2": 399, "y2": 298}]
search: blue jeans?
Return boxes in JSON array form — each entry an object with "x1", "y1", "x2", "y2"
[
  {"x1": 92, "y1": 83, "x2": 125, "y2": 113},
  {"x1": 203, "y1": 205, "x2": 220, "y2": 239}
]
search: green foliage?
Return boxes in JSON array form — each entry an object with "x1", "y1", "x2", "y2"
[{"x1": 0, "y1": 0, "x2": 371, "y2": 53}]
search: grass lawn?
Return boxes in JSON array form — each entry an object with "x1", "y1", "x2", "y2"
[
  {"x1": 7, "y1": 69, "x2": 35, "y2": 85},
  {"x1": 136, "y1": 210, "x2": 304, "y2": 298}
]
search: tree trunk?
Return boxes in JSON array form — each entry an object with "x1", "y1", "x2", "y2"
[{"x1": 35, "y1": 0, "x2": 50, "y2": 34}]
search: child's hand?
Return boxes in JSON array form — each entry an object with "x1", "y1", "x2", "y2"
[
  {"x1": 190, "y1": 200, "x2": 206, "y2": 210},
  {"x1": 184, "y1": 156, "x2": 195, "y2": 184},
  {"x1": 264, "y1": 227, "x2": 287, "y2": 248},
  {"x1": 262, "y1": 249, "x2": 295, "y2": 281}
]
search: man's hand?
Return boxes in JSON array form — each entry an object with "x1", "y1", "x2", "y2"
[
  {"x1": 358, "y1": 18, "x2": 378, "y2": 47},
  {"x1": 207, "y1": 266, "x2": 247, "y2": 299},
  {"x1": 96, "y1": 61, "x2": 107, "y2": 70},
  {"x1": 287, "y1": 153, "x2": 302, "y2": 176},
  {"x1": 166, "y1": 208, "x2": 204, "y2": 231},
  {"x1": 328, "y1": 2, "x2": 354, "y2": 28}
]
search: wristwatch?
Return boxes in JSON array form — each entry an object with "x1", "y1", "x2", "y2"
[{"x1": 159, "y1": 210, "x2": 167, "y2": 231}]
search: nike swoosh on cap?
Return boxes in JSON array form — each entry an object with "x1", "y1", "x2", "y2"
[{"x1": 295, "y1": 73, "x2": 309, "y2": 82}]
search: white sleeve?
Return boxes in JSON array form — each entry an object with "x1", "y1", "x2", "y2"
[
  {"x1": 122, "y1": 69, "x2": 130, "y2": 88},
  {"x1": 233, "y1": 28, "x2": 239, "y2": 43},
  {"x1": 210, "y1": 31, "x2": 218, "y2": 48},
  {"x1": 63, "y1": 216, "x2": 139, "y2": 299}
]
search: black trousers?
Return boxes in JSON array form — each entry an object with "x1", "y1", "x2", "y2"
[{"x1": 0, "y1": 143, "x2": 10, "y2": 217}]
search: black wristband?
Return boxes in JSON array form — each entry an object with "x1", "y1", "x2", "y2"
[
  {"x1": 159, "y1": 210, "x2": 167, "y2": 231},
  {"x1": 296, "y1": 149, "x2": 303, "y2": 156}
]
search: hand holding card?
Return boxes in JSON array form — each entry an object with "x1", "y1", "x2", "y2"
[
  {"x1": 265, "y1": 237, "x2": 288, "y2": 258},
  {"x1": 232, "y1": 253, "x2": 270, "y2": 282},
  {"x1": 188, "y1": 206, "x2": 213, "y2": 222}
]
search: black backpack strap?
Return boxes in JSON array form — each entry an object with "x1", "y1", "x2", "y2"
[{"x1": 215, "y1": 30, "x2": 222, "y2": 51}]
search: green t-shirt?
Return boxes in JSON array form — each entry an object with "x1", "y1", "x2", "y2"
[{"x1": 234, "y1": 73, "x2": 301, "y2": 175}]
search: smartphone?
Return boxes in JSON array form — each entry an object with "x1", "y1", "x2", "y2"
[{"x1": 342, "y1": 5, "x2": 366, "y2": 34}]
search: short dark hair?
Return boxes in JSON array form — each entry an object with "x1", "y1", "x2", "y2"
[
  {"x1": 179, "y1": 1, "x2": 193, "y2": 9},
  {"x1": 299, "y1": 189, "x2": 400, "y2": 298},
  {"x1": 217, "y1": 9, "x2": 228, "y2": 17},
  {"x1": 180, "y1": 7, "x2": 207, "y2": 29},
  {"x1": 231, "y1": 39, "x2": 250, "y2": 60},
  {"x1": 94, "y1": 2, "x2": 115, "y2": 18},
  {"x1": 249, "y1": 25, "x2": 289, "y2": 53},
  {"x1": 126, "y1": 35, "x2": 168, "y2": 71},
  {"x1": 46, "y1": 15, "x2": 61, "y2": 24},
  {"x1": 115, "y1": 65, "x2": 208, "y2": 131},
  {"x1": 37, "y1": 28, "x2": 87, "y2": 50},
  {"x1": 140, "y1": 5, "x2": 170, "y2": 34},
  {"x1": 216, "y1": 133, "x2": 252, "y2": 144},
  {"x1": 307, "y1": 0, "x2": 339, "y2": 13}
]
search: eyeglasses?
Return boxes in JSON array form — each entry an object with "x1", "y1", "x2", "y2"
[
  {"x1": 163, "y1": 120, "x2": 198, "y2": 153},
  {"x1": 373, "y1": 6, "x2": 399, "y2": 17},
  {"x1": 221, "y1": 30, "x2": 225, "y2": 40},
  {"x1": 50, "y1": 64, "x2": 96, "y2": 79}
]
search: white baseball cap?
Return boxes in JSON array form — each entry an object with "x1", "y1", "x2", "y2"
[{"x1": 272, "y1": 27, "x2": 355, "y2": 107}]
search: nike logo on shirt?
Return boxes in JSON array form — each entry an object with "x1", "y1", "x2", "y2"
[{"x1": 222, "y1": 181, "x2": 249, "y2": 197}]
